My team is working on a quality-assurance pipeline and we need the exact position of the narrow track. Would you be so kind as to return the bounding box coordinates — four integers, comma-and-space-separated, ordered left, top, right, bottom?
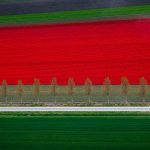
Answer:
1, 107, 150, 111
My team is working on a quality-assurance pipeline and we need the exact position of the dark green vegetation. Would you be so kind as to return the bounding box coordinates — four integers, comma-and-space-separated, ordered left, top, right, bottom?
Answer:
0, 112, 150, 150
0, 5, 150, 26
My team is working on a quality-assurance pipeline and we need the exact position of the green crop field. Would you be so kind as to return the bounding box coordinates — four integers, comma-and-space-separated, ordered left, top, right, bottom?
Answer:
0, 5, 150, 26
0, 112, 150, 150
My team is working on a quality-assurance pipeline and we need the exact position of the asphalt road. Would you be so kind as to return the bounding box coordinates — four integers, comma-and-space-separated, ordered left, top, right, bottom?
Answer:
0, 0, 150, 16
1, 107, 150, 111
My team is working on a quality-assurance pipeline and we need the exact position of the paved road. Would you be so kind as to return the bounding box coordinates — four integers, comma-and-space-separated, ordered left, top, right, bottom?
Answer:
1, 107, 150, 111
0, 0, 150, 16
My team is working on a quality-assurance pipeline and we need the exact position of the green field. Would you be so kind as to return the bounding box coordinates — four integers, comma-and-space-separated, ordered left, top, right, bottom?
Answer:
0, 112, 150, 150
0, 5, 150, 26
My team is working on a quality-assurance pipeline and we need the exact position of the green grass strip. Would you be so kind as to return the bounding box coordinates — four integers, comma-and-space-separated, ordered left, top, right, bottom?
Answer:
0, 5, 150, 26
1, 111, 150, 117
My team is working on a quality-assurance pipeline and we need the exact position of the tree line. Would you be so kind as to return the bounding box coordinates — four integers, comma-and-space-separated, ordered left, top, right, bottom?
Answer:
0, 77, 148, 103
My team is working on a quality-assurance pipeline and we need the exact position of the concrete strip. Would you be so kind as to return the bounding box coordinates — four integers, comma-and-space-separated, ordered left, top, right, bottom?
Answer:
1, 107, 150, 111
